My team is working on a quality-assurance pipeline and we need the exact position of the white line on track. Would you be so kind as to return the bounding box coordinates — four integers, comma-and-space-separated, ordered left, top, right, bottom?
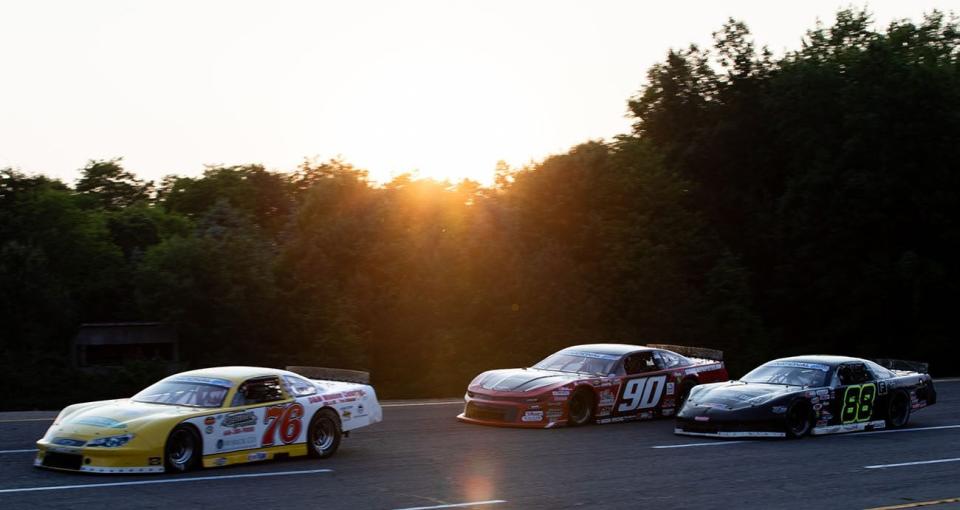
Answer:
852, 424, 960, 436
865, 458, 960, 469
392, 500, 507, 510
652, 441, 748, 449
0, 468, 333, 494
0, 449, 37, 454
382, 401, 463, 408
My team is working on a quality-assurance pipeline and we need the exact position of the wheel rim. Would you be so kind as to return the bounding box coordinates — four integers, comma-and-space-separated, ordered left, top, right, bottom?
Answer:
312, 417, 335, 453
891, 394, 909, 426
787, 405, 809, 435
569, 394, 589, 423
168, 429, 195, 466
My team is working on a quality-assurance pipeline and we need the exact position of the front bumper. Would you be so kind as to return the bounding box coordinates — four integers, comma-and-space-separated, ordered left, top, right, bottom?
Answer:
35, 441, 165, 474
674, 405, 787, 438
456, 393, 566, 429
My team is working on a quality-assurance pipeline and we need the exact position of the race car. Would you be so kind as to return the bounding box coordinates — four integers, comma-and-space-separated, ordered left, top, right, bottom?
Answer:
35, 366, 382, 474
458, 343, 728, 428
675, 355, 936, 438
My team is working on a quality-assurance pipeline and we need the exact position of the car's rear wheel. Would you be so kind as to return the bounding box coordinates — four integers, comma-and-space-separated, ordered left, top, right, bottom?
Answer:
886, 390, 911, 428
165, 425, 201, 473
784, 400, 812, 439
567, 389, 595, 427
307, 408, 342, 458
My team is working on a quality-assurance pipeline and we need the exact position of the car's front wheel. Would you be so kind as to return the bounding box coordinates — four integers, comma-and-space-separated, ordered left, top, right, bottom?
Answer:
307, 408, 342, 459
165, 425, 201, 473
567, 389, 595, 427
784, 400, 812, 439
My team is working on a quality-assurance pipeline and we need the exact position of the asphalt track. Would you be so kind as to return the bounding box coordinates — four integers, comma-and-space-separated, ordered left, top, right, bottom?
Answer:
1, 383, 959, 510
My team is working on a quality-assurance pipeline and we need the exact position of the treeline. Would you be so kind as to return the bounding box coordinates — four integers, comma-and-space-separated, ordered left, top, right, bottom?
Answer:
2, 10, 958, 409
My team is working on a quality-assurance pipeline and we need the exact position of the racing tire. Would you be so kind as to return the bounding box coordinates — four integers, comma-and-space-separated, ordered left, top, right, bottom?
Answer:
567, 388, 595, 427
784, 400, 813, 439
677, 379, 697, 409
307, 408, 342, 459
885, 390, 911, 429
165, 425, 201, 473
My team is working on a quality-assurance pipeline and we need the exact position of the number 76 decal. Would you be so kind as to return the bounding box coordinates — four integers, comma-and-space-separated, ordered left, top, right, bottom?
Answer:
617, 376, 667, 412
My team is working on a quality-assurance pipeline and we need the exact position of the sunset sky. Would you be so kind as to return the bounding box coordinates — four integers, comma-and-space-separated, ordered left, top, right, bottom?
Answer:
0, 0, 953, 185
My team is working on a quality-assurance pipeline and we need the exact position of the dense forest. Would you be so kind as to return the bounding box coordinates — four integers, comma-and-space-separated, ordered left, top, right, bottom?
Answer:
2, 10, 958, 409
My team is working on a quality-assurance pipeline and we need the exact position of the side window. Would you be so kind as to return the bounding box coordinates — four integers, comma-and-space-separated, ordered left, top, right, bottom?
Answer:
624, 352, 659, 375
231, 376, 285, 406
837, 363, 872, 386
283, 375, 317, 397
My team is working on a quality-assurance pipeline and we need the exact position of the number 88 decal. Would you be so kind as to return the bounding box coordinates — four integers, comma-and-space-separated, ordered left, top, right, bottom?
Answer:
262, 403, 305, 446
841, 383, 876, 424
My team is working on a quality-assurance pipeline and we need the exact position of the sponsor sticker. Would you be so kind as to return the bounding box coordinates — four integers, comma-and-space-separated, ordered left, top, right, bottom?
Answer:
247, 452, 267, 462
768, 361, 830, 372
666, 382, 675, 396
222, 411, 257, 428
772, 406, 787, 414
205, 425, 214, 435
521, 410, 544, 422
694, 416, 710, 422
213, 457, 228, 466
148, 457, 162, 466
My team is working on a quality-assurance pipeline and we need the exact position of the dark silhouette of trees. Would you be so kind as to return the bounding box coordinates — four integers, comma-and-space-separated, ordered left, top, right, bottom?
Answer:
1, 9, 958, 408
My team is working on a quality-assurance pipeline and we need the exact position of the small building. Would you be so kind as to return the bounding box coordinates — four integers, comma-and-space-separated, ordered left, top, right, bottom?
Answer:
72, 322, 179, 368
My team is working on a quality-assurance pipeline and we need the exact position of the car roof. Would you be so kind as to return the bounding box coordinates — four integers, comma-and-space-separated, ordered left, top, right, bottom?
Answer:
172, 366, 294, 384
768, 355, 866, 367
559, 343, 651, 357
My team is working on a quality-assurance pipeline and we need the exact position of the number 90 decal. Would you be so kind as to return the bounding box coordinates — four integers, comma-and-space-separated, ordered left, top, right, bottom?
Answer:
841, 383, 876, 424
617, 375, 667, 412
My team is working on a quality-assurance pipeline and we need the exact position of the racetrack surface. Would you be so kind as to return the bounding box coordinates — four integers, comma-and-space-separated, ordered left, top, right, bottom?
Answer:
2, 383, 959, 509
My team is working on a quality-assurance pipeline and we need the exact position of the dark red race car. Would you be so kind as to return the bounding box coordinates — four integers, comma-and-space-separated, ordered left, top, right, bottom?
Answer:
457, 343, 729, 428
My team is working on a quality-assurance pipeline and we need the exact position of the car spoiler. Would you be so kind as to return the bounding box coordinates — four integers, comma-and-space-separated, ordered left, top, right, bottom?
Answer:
647, 344, 723, 362
286, 366, 370, 384
871, 358, 929, 374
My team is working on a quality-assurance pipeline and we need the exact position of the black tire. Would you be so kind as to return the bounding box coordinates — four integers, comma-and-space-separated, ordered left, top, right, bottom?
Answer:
784, 400, 813, 439
165, 425, 201, 473
677, 379, 697, 409
886, 390, 911, 428
307, 408, 342, 459
567, 388, 595, 427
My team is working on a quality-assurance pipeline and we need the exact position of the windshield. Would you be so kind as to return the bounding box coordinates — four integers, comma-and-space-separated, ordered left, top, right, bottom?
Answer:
741, 361, 830, 387
532, 351, 618, 375
132, 377, 232, 408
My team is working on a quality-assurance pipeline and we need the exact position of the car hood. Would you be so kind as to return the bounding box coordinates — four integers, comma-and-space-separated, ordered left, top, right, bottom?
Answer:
688, 381, 803, 410
50, 399, 210, 439
471, 368, 583, 393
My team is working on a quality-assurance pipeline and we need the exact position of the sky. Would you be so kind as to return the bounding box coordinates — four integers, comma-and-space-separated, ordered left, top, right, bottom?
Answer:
0, 1, 955, 185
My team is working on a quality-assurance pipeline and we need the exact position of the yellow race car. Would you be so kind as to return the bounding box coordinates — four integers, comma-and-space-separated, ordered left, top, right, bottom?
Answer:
35, 366, 382, 474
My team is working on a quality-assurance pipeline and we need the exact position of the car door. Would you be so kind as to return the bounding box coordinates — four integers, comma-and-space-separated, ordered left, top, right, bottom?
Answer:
832, 362, 880, 427
207, 376, 302, 456
613, 351, 669, 419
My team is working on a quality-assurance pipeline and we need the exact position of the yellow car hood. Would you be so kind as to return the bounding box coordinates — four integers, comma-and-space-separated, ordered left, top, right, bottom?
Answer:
52, 399, 210, 439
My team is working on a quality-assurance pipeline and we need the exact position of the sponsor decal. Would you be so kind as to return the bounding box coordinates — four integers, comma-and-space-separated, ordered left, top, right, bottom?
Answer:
213, 457, 228, 466
521, 410, 544, 422
817, 389, 830, 399
772, 406, 787, 414
552, 389, 571, 401
695, 416, 710, 422
666, 382, 675, 396
217, 435, 258, 451
205, 425, 214, 435
342, 409, 352, 420
639, 411, 653, 419
546, 410, 563, 419
224, 426, 255, 436
148, 457, 162, 466
662, 408, 675, 417
661, 398, 676, 408
204, 416, 216, 426
247, 452, 268, 461
222, 411, 257, 429
597, 406, 612, 417
768, 361, 830, 372
357, 404, 366, 416
810, 397, 820, 405
564, 350, 620, 361
598, 389, 616, 406
813, 403, 823, 411
697, 402, 730, 410
170, 376, 233, 388
878, 381, 888, 395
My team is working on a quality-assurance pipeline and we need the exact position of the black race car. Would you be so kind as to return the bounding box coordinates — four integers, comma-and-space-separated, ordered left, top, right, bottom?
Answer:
675, 355, 936, 438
